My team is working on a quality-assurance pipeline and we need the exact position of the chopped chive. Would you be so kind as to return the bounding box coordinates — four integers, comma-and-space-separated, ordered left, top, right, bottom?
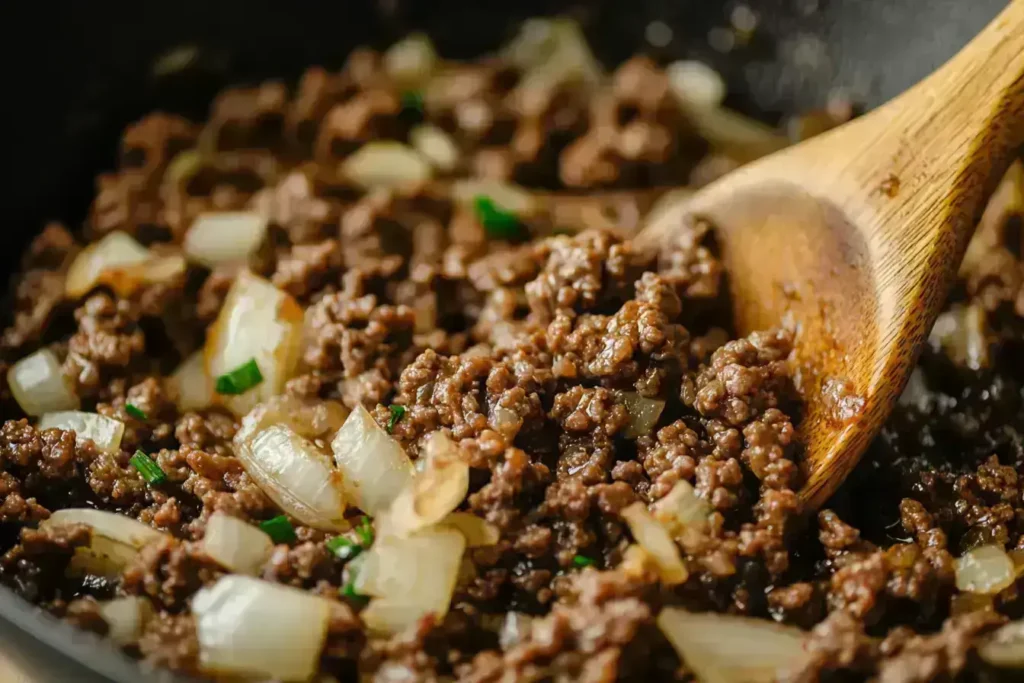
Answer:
259, 515, 297, 544
473, 195, 526, 241
340, 579, 368, 603
355, 517, 374, 547
214, 358, 263, 395
572, 554, 595, 567
387, 405, 406, 433
130, 451, 166, 485
125, 403, 148, 420
326, 536, 363, 561
400, 90, 424, 112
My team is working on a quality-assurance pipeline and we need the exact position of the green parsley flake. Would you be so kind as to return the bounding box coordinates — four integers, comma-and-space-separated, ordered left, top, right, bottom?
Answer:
473, 195, 526, 241
215, 358, 263, 395
572, 554, 595, 567
355, 517, 374, 547
401, 90, 424, 112
387, 404, 406, 433
259, 515, 297, 544
130, 451, 166, 485
326, 536, 363, 562
125, 403, 148, 420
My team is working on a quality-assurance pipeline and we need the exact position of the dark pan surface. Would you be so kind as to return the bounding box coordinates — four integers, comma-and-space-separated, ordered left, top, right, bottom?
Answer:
0, 1, 1007, 680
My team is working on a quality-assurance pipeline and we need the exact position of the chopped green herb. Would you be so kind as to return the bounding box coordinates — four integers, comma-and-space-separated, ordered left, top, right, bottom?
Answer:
326, 535, 363, 562
125, 403, 148, 420
400, 90, 424, 112
387, 404, 406, 433
340, 579, 368, 603
572, 554, 595, 567
355, 517, 374, 547
259, 515, 297, 544
473, 195, 526, 241
214, 358, 263, 395
130, 451, 166, 485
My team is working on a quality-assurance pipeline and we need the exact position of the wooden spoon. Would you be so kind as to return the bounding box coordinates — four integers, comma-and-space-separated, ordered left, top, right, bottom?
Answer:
640, 1, 1024, 510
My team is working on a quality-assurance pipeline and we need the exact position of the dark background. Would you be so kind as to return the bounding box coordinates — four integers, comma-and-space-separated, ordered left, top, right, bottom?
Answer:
0, 1, 1009, 681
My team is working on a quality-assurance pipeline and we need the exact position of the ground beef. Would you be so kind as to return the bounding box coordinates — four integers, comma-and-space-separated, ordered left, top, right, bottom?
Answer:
1, 27, 1023, 683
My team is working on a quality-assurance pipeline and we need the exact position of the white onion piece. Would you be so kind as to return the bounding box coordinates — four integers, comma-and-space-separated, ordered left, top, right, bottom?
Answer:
450, 179, 537, 216
929, 303, 990, 370
331, 405, 414, 516
955, 544, 1016, 595
621, 503, 688, 585
620, 392, 666, 438
504, 19, 602, 97
979, 619, 1024, 669
652, 480, 711, 533
201, 511, 274, 575
443, 512, 500, 547
7, 348, 79, 416
184, 212, 269, 268
37, 411, 125, 454
193, 575, 331, 681
234, 425, 349, 531
682, 107, 788, 163
170, 351, 214, 412
499, 612, 534, 650
43, 508, 167, 576
666, 60, 727, 111
355, 527, 465, 634
386, 431, 469, 536
657, 608, 808, 683
384, 33, 438, 89
205, 271, 304, 416
236, 395, 349, 445
410, 125, 459, 173
65, 231, 149, 298
341, 142, 433, 189
100, 597, 153, 646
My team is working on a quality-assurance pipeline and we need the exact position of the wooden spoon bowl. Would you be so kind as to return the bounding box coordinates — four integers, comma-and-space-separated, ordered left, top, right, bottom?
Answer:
641, 1, 1024, 509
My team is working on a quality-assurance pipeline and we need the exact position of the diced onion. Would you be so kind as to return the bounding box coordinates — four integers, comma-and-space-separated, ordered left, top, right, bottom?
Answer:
236, 395, 349, 445
37, 411, 125, 454
170, 351, 214, 412
100, 597, 153, 646
666, 61, 727, 111
355, 527, 466, 634
184, 212, 269, 268
503, 18, 603, 101
331, 405, 415, 516
955, 544, 1016, 595
979, 619, 1024, 669
65, 231, 186, 299
929, 303, 990, 370
193, 575, 331, 681
341, 142, 434, 189
7, 348, 79, 416
652, 480, 712, 533
385, 431, 469, 536
442, 512, 500, 548
657, 608, 808, 683
384, 33, 438, 89
410, 125, 459, 173
499, 612, 534, 650
65, 231, 149, 298
680, 107, 788, 164
621, 502, 688, 585
450, 179, 537, 216
205, 271, 304, 416
234, 424, 349, 531
201, 511, 275, 574
43, 508, 167, 576
619, 392, 666, 438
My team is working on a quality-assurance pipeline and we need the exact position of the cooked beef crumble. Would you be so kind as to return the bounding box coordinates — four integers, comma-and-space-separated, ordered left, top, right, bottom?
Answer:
2, 25, 1024, 683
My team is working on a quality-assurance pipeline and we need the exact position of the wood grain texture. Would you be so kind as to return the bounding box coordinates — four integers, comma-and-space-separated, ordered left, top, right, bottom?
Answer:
641, 0, 1024, 510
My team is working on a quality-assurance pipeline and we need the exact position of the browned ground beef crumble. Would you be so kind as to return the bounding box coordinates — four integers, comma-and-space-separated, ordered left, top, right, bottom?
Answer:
1, 42, 1023, 683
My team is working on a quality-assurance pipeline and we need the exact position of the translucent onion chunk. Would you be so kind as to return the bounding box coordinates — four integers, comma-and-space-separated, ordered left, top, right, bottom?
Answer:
100, 597, 153, 646
652, 480, 712, 533
170, 351, 214, 412
410, 125, 459, 173
7, 348, 79, 416
621, 502, 688, 585
201, 511, 275, 574
65, 231, 185, 299
331, 404, 414, 516
193, 575, 332, 681
619, 392, 666, 438
979, 619, 1024, 669
955, 544, 1016, 595
43, 508, 167, 576
341, 141, 433, 189
384, 33, 438, 89
442, 512, 500, 548
385, 431, 469, 536
184, 212, 269, 268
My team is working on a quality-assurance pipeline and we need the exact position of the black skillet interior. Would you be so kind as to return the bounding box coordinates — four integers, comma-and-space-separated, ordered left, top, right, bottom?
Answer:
0, 1, 1008, 681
